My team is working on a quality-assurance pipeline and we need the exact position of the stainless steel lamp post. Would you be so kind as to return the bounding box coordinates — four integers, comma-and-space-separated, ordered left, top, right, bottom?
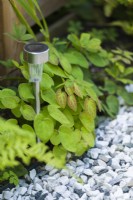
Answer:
23, 42, 49, 115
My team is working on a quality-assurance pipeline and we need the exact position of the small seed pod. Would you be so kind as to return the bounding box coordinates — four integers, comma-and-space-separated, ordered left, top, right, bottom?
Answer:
64, 86, 74, 96
56, 89, 67, 109
84, 97, 96, 118
73, 83, 83, 98
67, 94, 77, 112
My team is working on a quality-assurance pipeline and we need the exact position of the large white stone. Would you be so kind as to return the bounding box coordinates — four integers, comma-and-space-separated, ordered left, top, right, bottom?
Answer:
58, 176, 69, 185
3, 191, 13, 200
83, 169, 93, 176
88, 148, 100, 159
19, 186, 27, 195
93, 166, 106, 173
114, 188, 123, 198
122, 135, 131, 145
97, 159, 107, 167
96, 141, 109, 148
99, 155, 110, 163
34, 183, 43, 191
55, 185, 67, 194
124, 166, 133, 178
30, 169, 36, 180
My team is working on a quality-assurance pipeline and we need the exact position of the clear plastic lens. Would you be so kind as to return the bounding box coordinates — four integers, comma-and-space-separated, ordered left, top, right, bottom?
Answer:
29, 63, 43, 82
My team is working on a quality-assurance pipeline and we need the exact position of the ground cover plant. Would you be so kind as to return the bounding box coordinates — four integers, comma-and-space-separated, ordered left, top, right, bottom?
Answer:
0, 0, 133, 186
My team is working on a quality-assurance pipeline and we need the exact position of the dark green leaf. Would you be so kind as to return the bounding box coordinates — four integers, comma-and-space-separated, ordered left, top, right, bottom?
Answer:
106, 95, 119, 115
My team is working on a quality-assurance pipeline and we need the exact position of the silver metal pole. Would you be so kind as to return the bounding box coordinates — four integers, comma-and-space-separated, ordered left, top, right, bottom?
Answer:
35, 81, 40, 115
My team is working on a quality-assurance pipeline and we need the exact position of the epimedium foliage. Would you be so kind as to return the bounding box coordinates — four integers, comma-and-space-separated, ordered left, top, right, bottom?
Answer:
1, 33, 100, 157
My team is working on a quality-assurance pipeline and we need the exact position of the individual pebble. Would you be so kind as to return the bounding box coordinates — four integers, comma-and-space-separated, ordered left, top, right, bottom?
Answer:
93, 166, 106, 173
18, 186, 27, 195
124, 166, 133, 178
58, 176, 69, 185
55, 185, 67, 194
34, 183, 43, 191
113, 187, 123, 198
30, 169, 36, 180
95, 141, 109, 148
83, 169, 93, 176
99, 155, 110, 163
87, 148, 100, 159
2, 191, 13, 200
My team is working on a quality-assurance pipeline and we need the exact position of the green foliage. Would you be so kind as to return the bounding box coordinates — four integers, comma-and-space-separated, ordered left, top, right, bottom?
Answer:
0, 118, 56, 170
0, 170, 19, 186
5, 24, 33, 43
67, 20, 83, 35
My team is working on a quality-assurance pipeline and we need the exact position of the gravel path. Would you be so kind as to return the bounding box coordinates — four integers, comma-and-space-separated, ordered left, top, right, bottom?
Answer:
1, 97, 133, 200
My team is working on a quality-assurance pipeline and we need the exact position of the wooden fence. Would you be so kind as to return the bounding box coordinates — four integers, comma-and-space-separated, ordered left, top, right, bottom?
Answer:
0, 0, 69, 64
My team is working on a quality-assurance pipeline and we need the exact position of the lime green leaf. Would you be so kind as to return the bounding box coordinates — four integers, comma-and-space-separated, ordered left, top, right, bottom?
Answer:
11, 106, 21, 118
50, 130, 60, 145
80, 33, 101, 52
22, 124, 35, 144
43, 63, 54, 77
59, 53, 72, 74
44, 63, 67, 78
34, 114, 54, 143
1, 96, 20, 109
52, 145, 67, 167
20, 34, 33, 41
124, 67, 133, 76
63, 108, 74, 127
48, 105, 70, 125
18, 83, 34, 102
106, 95, 119, 115
75, 140, 88, 156
116, 62, 125, 73
22, 124, 35, 135
80, 33, 91, 47
0, 89, 16, 97
71, 66, 84, 80
88, 52, 109, 67
79, 112, 95, 132
49, 47, 59, 65
85, 87, 98, 102
41, 89, 57, 105
116, 78, 133, 84
20, 104, 36, 121
59, 126, 80, 152
64, 50, 88, 68
81, 127, 95, 147
87, 38, 101, 52
67, 34, 80, 49
6, 119, 18, 125
21, 64, 29, 80
40, 73, 54, 90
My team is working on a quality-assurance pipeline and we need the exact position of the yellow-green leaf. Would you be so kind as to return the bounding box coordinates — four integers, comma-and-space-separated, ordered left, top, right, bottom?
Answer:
48, 105, 70, 125
34, 113, 54, 143
79, 112, 95, 132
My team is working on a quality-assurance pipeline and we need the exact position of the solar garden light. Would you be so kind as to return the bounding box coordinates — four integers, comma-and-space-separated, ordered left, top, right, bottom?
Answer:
23, 42, 49, 115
